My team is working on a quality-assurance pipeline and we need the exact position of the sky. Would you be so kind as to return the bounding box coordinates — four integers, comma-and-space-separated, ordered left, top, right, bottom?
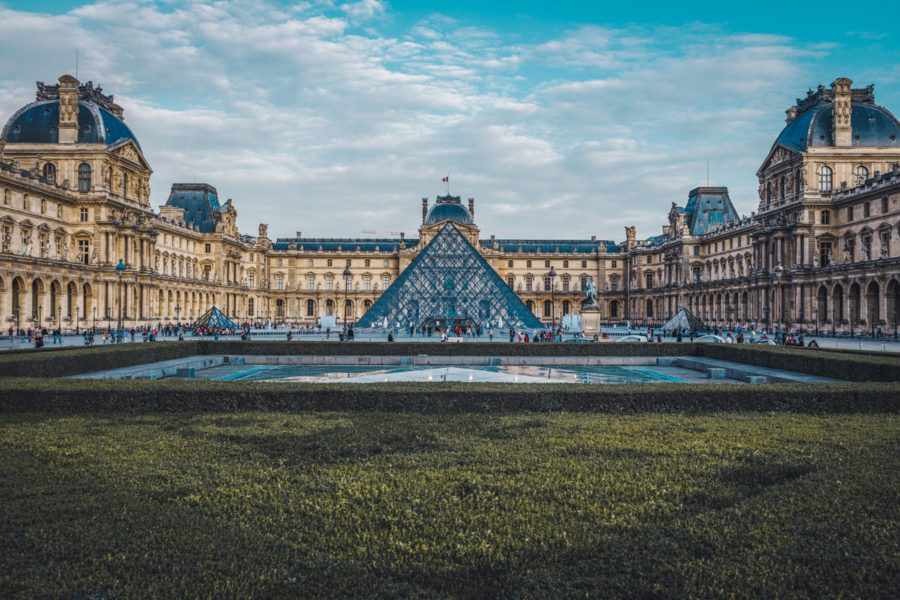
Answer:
1, 0, 898, 242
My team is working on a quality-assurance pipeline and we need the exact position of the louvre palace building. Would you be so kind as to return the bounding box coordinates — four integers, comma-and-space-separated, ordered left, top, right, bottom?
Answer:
1, 74, 899, 334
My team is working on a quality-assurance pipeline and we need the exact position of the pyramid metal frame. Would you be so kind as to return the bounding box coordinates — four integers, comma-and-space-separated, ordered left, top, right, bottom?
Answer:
357, 223, 544, 330
192, 306, 238, 331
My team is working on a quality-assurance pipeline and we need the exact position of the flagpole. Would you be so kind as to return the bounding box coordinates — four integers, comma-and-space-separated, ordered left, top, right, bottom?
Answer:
446, 175, 449, 196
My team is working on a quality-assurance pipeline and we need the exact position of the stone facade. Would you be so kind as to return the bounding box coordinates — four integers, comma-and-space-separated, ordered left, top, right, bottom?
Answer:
0, 75, 898, 334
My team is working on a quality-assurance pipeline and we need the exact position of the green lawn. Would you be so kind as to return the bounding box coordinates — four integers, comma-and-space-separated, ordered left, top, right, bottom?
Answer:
1, 412, 897, 599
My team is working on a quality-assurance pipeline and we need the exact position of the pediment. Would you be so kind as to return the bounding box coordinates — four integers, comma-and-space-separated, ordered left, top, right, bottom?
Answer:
757, 144, 799, 174
108, 139, 151, 170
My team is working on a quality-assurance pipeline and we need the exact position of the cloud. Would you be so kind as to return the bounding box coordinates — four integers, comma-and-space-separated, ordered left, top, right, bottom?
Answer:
0, 2, 892, 242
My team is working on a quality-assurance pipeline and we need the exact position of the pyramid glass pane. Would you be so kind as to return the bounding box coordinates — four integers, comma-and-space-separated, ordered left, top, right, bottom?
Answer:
193, 306, 237, 330
661, 308, 705, 332
357, 224, 544, 330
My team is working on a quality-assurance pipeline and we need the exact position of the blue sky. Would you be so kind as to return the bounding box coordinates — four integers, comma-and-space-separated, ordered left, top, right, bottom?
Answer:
1, 0, 898, 241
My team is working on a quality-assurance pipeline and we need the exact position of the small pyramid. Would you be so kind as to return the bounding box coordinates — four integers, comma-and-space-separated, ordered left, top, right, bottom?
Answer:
357, 223, 543, 330
661, 307, 705, 332
193, 306, 237, 330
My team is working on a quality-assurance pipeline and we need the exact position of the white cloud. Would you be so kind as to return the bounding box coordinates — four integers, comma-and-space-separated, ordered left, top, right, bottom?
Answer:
0, 2, 894, 241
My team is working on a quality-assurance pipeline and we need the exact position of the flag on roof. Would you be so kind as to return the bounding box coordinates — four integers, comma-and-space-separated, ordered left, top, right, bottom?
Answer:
442, 176, 448, 182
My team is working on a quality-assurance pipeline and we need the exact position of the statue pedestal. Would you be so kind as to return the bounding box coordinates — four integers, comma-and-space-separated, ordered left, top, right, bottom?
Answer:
581, 305, 602, 336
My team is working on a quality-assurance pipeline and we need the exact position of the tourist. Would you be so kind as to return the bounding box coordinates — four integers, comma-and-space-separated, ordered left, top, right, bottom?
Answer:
387, 331, 394, 342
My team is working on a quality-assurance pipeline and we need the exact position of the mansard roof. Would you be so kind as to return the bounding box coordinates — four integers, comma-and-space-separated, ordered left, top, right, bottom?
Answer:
681, 187, 739, 236
165, 183, 220, 233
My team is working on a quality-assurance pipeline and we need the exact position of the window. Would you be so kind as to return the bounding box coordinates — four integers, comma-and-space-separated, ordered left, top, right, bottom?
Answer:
346, 259, 351, 267
326, 276, 333, 290
40, 199, 46, 214
506, 276, 514, 288
38, 232, 47, 257
855, 165, 869, 186
248, 298, 254, 317
562, 277, 570, 291
646, 299, 653, 317
883, 197, 889, 213
344, 274, 351, 291
609, 300, 618, 318
864, 202, 870, 218
543, 277, 551, 291
364, 275, 371, 291
275, 275, 284, 290
580, 277, 588, 291
306, 299, 314, 316
610, 278, 618, 292
646, 256, 651, 264
581, 260, 587, 268
818, 165, 833, 193
543, 301, 551, 317
646, 274, 653, 288
847, 206, 854, 221
277, 258, 283, 266
562, 301, 570, 315
780, 176, 787, 199
327, 259, 333, 267
563, 260, 569, 268
23, 195, 29, 210
544, 260, 550, 268
56, 204, 62, 218
307, 258, 313, 266
43, 163, 55, 182
525, 277, 533, 291
383, 259, 389, 267
508, 260, 513, 267
693, 246, 700, 256
307, 275, 314, 290
821, 210, 830, 225
204, 243, 211, 253
382, 276, 389, 289
364, 258, 370, 267
526, 260, 532, 268
3, 189, 8, 205
77, 163, 91, 192
77, 239, 90, 264
248, 272, 255, 288
611, 260, 617, 268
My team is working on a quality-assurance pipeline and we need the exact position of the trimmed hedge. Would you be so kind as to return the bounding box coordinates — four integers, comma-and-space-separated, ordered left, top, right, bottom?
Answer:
695, 344, 900, 382
0, 378, 897, 414
0, 342, 201, 378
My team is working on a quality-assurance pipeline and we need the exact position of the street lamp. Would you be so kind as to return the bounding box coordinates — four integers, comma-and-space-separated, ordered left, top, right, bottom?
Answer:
813, 307, 818, 336
116, 259, 126, 337
773, 262, 784, 333
342, 266, 352, 333
548, 266, 557, 331
92, 305, 97, 334
762, 305, 770, 331
15, 304, 20, 336
175, 303, 181, 323
76, 306, 80, 335
57, 305, 61, 330
38, 305, 43, 330
726, 305, 734, 331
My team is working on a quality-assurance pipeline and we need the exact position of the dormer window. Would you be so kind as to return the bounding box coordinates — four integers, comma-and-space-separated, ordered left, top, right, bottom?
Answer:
854, 165, 868, 186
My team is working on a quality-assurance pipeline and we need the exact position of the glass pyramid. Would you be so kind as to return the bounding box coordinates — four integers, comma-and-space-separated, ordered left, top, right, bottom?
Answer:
357, 223, 544, 331
192, 306, 238, 331
661, 307, 705, 332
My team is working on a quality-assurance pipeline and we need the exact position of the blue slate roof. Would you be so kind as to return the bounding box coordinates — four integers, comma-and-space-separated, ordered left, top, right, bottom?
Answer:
482, 239, 619, 253
775, 91, 900, 151
2, 100, 141, 149
680, 187, 739, 236
272, 238, 415, 252
165, 184, 220, 233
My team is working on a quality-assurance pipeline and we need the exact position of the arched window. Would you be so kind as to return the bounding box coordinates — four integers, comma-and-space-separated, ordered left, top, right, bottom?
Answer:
854, 165, 869, 186
325, 299, 334, 316
818, 165, 833, 193
306, 299, 314, 316
77, 163, 91, 192
43, 163, 56, 182
609, 300, 619, 318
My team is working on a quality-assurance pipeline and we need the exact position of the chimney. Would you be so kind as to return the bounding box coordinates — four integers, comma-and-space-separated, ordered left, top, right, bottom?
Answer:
468, 197, 475, 218
400, 232, 405, 241
662, 225, 670, 236
785, 105, 798, 124
591, 235, 596, 241
57, 74, 80, 144
422, 197, 428, 223
831, 77, 853, 147
295, 231, 302, 238
110, 103, 125, 120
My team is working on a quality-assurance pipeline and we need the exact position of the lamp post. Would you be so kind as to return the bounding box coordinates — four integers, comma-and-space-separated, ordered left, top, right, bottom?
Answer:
831, 308, 836, 337
116, 259, 126, 338
726, 305, 734, 331
57, 305, 61, 331
773, 262, 784, 335
342, 266, 352, 333
92, 305, 97, 334
813, 307, 818, 337
548, 266, 557, 331
762, 305, 770, 332
76, 306, 80, 335
38, 305, 43, 331
175, 303, 181, 324
15, 304, 20, 336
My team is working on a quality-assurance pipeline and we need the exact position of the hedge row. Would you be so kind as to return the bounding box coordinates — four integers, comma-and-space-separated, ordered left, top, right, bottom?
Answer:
695, 344, 900, 382
0, 378, 897, 414
0, 342, 201, 378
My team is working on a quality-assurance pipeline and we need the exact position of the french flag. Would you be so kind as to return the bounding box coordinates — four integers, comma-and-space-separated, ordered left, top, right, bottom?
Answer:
442, 176, 449, 182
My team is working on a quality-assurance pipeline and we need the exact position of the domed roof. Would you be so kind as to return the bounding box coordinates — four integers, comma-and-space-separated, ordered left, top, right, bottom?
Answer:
775, 85, 900, 152
2, 101, 141, 149
1, 78, 141, 150
424, 196, 474, 225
